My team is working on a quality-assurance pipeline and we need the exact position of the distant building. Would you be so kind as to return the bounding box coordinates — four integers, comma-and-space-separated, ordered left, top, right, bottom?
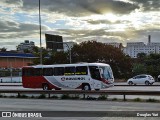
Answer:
17, 40, 35, 52
105, 42, 123, 48
45, 34, 63, 51
124, 35, 160, 58
0, 52, 37, 68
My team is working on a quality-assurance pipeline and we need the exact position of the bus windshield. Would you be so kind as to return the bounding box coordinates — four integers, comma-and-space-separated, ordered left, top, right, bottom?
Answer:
99, 66, 113, 80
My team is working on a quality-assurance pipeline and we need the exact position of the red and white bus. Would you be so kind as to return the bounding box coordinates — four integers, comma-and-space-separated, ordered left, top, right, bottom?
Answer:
22, 63, 114, 90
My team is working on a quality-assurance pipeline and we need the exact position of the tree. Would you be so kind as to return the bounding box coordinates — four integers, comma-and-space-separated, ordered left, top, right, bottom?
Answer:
71, 41, 132, 79
0, 47, 7, 52
145, 54, 160, 78
137, 53, 146, 59
132, 63, 146, 75
44, 51, 68, 64
23, 49, 30, 53
32, 47, 49, 65
132, 53, 160, 79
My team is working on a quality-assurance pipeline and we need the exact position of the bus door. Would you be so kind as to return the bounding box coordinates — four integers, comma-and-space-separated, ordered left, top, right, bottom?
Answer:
89, 66, 101, 89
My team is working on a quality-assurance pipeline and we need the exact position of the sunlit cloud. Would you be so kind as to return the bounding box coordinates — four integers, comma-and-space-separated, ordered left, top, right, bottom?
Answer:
0, 0, 159, 50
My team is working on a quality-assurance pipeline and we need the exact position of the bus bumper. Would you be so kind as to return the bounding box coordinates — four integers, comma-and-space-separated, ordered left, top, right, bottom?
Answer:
102, 83, 114, 88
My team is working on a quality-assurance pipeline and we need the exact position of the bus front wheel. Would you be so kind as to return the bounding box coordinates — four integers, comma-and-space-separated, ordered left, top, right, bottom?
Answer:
42, 84, 49, 90
82, 84, 91, 91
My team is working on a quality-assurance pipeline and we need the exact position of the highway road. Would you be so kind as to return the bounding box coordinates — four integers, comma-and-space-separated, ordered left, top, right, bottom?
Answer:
0, 82, 160, 90
1, 98, 159, 111
0, 83, 160, 120
0, 98, 160, 120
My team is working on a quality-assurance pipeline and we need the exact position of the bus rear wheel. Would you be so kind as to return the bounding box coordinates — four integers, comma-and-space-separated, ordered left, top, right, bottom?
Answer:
82, 84, 91, 91
42, 84, 49, 90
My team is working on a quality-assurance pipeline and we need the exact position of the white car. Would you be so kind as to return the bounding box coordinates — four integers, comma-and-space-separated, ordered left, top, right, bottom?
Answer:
127, 74, 155, 85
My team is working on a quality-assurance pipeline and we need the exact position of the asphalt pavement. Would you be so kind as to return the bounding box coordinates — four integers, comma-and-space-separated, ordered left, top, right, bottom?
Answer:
0, 98, 160, 120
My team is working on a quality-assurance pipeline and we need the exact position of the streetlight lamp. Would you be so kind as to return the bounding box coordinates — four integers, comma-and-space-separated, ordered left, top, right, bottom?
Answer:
47, 41, 72, 63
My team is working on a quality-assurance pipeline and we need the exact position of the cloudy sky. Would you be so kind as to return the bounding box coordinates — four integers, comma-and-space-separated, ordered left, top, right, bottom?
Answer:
0, 0, 160, 50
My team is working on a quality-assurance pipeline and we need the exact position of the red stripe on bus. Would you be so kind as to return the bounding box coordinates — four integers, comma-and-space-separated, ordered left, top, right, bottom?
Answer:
22, 76, 60, 89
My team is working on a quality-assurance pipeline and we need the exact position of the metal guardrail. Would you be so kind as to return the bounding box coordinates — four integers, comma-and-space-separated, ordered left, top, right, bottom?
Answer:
1, 89, 160, 101
1, 84, 160, 86
114, 85, 160, 86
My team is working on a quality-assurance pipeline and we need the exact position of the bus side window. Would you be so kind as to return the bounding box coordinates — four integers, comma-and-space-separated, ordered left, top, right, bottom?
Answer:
76, 66, 88, 75
34, 68, 43, 76
65, 67, 75, 75
22, 68, 33, 76
54, 67, 64, 76
89, 66, 101, 80
22, 68, 27, 76
43, 68, 53, 76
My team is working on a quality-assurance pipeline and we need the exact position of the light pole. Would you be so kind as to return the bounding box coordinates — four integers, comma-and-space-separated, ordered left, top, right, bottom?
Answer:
47, 41, 72, 63
39, 0, 42, 64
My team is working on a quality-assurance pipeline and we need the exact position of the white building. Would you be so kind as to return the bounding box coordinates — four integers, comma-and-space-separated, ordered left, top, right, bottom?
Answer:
124, 36, 160, 58
105, 36, 160, 58
17, 40, 35, 52
105, 42, 122, 48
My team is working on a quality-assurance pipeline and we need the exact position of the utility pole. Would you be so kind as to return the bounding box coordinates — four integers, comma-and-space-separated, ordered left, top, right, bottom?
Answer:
39, 0, 42, 64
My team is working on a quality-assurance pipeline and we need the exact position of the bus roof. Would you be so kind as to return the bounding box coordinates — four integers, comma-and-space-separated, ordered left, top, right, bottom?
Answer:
23, 63, 110, 68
